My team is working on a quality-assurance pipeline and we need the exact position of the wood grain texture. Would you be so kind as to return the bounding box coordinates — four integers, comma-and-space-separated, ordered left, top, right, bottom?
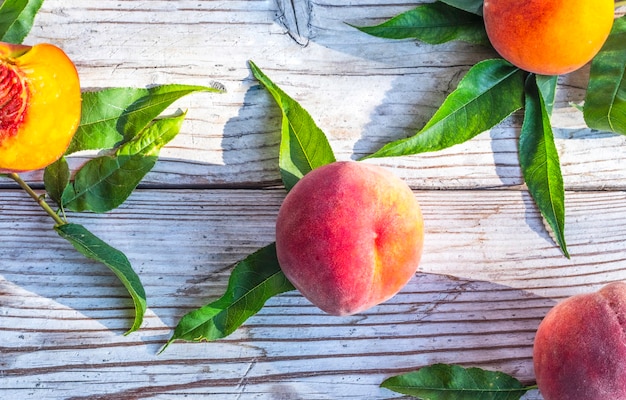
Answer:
2, 1, 626, 399
7, 0, 625, 190
2, 188, 626, 399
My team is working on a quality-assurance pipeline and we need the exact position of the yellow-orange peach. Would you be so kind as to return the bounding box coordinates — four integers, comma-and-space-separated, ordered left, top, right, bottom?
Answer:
533, 282, 626, 400
275, 161, 424, 316
0, 42, 81, 173
483, 0, 614, 75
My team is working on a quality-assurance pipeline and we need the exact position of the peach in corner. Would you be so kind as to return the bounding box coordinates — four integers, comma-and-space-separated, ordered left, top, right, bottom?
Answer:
533, 281, 626, 400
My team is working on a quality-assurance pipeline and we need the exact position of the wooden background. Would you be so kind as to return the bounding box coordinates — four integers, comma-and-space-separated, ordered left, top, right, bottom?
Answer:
2, 1, 626, 399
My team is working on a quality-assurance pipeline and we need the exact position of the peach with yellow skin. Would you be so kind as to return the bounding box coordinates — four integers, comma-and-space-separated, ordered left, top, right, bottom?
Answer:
0, 42, 81, 173
533, 282, 626, 400
483, 0, 614, 75
275, 161, 424, 316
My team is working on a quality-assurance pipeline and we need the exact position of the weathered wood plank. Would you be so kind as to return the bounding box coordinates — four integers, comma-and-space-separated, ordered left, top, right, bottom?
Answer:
2, 187, 626, 398
8, 0, 625, 190
3, 1, 626, 399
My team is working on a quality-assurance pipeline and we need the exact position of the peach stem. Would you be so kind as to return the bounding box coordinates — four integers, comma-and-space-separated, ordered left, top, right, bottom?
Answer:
8, 173, 66, 226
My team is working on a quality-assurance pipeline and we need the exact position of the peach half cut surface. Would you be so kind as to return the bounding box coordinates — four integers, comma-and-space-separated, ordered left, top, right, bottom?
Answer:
0, 42, 81, 173
275, 161, 424, 316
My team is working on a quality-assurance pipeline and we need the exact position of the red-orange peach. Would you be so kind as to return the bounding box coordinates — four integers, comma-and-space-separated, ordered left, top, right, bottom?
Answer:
483, 0, 614, 75
533, 282, 626, 400
275, 161, 424, 316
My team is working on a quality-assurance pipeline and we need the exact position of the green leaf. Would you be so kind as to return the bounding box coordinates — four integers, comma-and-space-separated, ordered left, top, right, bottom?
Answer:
439, 0, 484, 16
583, 16, 626, 135
520, 74, 568, 258
63, 112, 186, 213
67, 83, 224, 154
43, 157, 71, 207
249, 61, 336, 191
536, 75, 557, 116
381, 364, 535, 399
0, 0, 44, 44
162, 243, 295, 351
364, 59, 526, 159
353, 2, 488, 45
55, 223, 146, 335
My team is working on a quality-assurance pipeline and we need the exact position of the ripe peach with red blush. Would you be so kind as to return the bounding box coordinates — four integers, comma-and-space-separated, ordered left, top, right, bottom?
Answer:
533, 282, 626, 400
275, 161, 424, 316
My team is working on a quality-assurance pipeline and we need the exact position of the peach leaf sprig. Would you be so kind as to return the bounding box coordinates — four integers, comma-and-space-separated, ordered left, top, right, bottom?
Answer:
1, 0, 226, 336
7, 83, 224, 334
354, 0, 623, 258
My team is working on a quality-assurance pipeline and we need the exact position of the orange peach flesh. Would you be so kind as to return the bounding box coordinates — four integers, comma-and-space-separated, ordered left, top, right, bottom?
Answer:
0, 43, 81, 173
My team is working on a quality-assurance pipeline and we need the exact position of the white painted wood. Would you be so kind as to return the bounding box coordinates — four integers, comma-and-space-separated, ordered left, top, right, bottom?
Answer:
2, 188, 626, 399
8, 0, 625, 190
2, 1, 626, 399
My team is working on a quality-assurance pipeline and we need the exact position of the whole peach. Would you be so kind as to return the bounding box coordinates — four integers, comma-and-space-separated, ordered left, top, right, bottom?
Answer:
533, 282, 626, 400
483, 0, 614, 75
275, 161, 424, 316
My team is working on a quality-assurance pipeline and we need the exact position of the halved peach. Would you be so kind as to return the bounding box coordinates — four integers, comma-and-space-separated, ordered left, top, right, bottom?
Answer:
0, 42, 81, 173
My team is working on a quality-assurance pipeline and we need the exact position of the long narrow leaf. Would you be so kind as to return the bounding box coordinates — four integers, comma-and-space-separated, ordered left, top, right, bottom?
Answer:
68, 83, 224, 154
365, 59, 525, 159
381, 364, 535, 399
63, 112, 186, 213
249, 61, 336, 191
0, 0, 43, 43
55, 223, 146, 334
353, 2, 488, 45
583, 16, 626, 135
520, 74, 568, 257
536, 75, 557, 116
162, 243, 295, 351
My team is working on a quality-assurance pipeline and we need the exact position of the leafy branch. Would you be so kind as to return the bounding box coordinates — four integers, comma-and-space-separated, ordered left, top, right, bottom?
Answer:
1, 0, 225, 334
6, 84, 223, 334
354, 1, 626, 257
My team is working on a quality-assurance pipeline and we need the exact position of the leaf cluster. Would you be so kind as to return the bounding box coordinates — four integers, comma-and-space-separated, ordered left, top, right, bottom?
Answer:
356, 1, 626, 258
43, 84, 223, 333
2, 0, 225, 336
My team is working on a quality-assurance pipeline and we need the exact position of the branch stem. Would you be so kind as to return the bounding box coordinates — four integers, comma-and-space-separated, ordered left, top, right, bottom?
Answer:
8, 173, 66, 226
